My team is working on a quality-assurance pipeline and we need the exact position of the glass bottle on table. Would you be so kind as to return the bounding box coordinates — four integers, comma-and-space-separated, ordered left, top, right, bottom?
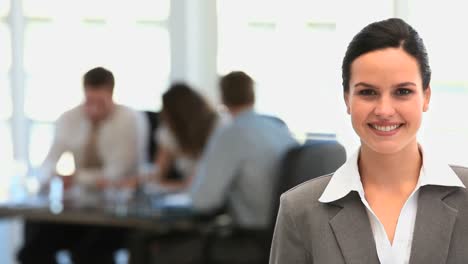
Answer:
49, 151, 75, 211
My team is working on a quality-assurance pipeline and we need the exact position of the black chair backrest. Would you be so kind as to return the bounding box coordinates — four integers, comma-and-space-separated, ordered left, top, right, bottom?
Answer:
143, 111, 160, 162
277, 140, 346, 194
143, 110, 183, 181
270, 140, 347, 230
260, 114, 288, 129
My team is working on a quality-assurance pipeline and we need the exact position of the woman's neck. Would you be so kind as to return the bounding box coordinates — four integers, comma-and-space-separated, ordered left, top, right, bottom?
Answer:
358, 141, 422, 190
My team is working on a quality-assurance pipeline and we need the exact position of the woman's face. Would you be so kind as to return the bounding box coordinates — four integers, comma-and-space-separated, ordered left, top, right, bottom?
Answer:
345, 48, 431, 155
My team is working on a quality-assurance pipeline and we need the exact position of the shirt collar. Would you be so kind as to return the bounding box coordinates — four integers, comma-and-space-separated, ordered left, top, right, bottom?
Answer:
418, 144, 465, 188
319, 144, 465, 203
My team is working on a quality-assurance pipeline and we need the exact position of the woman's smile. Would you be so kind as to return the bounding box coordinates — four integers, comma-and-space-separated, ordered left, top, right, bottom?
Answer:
368, 122, 404, 136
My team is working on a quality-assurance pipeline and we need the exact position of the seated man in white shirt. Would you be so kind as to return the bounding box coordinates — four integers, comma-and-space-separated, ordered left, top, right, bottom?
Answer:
17, 67, 147, 264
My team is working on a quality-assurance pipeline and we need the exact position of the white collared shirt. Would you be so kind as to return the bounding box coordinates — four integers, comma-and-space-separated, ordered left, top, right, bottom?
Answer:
40, 104, 148, 184
319, 145, 465, 264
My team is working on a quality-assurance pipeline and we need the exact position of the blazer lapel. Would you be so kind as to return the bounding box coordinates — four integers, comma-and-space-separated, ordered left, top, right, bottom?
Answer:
409, 185, 462, 264
329, 192, 380, 264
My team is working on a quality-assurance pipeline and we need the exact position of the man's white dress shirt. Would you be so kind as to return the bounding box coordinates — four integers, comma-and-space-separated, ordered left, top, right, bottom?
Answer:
40, 104, 148, 185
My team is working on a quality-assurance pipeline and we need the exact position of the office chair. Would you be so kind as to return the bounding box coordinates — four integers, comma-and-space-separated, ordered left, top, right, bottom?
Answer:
275, 140, 347, 196
143, 111, 160, 162
260, 114, 288, 129
204, 140, 347, 264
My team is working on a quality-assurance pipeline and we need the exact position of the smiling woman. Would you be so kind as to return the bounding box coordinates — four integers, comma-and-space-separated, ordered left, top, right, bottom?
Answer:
345, 47, 430, 155
270, 18, 468, 264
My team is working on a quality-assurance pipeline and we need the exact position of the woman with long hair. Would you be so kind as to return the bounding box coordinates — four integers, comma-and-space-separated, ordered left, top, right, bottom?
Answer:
154, 83, 225, 189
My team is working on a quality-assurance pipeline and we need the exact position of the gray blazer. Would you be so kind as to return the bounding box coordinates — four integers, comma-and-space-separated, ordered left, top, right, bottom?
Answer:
270, 166, 468, 264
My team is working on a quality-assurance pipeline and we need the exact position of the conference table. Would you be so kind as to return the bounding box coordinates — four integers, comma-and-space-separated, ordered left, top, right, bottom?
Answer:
0, 185, 207, 233
0, 184, 225, 263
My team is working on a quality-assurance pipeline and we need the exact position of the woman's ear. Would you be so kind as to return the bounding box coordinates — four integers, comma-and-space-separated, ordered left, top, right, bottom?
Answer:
423, 86, 431, 112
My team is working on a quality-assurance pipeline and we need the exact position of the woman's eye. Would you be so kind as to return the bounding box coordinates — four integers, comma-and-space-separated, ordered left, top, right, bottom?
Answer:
396, 88, 413, 96
358, 89, 377, 96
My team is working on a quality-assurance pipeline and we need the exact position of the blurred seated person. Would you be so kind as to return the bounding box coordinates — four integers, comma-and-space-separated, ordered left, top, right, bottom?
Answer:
129, 83, 228, 264
149, 83, 229, 191
17, 67, 148, 264
39, 67, 147, 190
134, 72, 298, 264
190, 71, 297, 230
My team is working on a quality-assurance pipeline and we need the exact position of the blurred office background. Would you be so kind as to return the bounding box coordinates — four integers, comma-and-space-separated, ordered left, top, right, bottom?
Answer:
1, 0, 468, 262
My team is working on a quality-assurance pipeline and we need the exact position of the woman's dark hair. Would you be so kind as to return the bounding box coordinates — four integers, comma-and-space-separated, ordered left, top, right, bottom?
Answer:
342, 18, 431, 92
162, 83, 218, 158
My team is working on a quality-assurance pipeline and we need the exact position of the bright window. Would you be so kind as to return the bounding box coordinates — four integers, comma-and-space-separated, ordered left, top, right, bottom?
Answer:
0, 21, 12, 168
23, 0, 169, 21
29, 123, 54, 167
24, 20, 83, 122
0, 1, 8, 17
24, 1, 170, 123
24, 20, 170, 122
0, 23, 12, 121
0, 77, 12, 121
217, 0, 393, 153
0, 122, 13, 165
0, 23, 11, 75
22, 0, 170, 165
409, 0, 468, 166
